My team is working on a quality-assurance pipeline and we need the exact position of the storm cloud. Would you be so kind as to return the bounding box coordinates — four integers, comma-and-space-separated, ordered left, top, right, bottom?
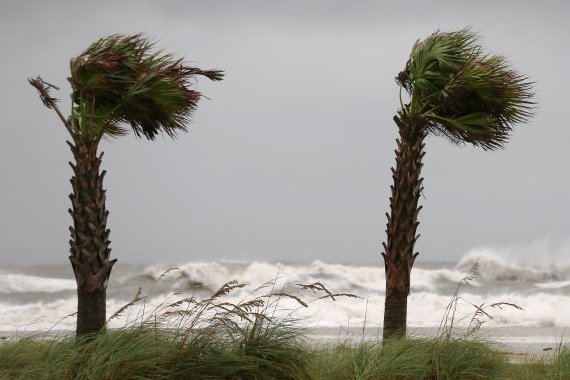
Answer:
0, 0, 568, 264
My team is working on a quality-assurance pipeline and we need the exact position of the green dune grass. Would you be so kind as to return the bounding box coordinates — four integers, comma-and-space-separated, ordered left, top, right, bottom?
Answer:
1, 328, 569, 379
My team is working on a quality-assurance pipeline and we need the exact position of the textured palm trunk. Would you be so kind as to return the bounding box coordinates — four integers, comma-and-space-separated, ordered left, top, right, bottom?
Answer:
382, 114, 426, 340
68, 139, 116, 336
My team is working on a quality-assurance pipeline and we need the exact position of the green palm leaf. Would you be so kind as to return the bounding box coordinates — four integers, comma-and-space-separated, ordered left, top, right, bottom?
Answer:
68, 34, 224, 140
397, 28, 534, 150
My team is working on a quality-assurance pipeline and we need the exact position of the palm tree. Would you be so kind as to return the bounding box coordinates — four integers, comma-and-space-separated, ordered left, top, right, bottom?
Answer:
382, 29, 534, 339
29, 34, 223, 336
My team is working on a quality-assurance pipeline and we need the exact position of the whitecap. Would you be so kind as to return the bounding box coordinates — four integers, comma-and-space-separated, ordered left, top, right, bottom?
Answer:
535, 280, 570, 289
0, 274, 76, 294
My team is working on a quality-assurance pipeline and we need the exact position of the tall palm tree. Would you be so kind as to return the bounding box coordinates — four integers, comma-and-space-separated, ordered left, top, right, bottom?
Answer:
29, 34, 223, 336
382, 29, 534, 339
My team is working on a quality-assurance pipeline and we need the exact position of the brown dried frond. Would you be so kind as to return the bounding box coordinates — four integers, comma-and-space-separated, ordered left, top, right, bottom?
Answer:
296, 282, 360, 301
28, 76, 60, 109
240, 299, 265, 312
296, 282, 333, 297
317, 293, 362, 301
167, 297, 197, 308
252, 279, 277, 292
268, 292, 308, 308
106, 287, 145, 323
462, 260, 480, 284
467, 318, 484, 337
472, 303, 494, 320
214, 301, 241, 311
186, 68, 225, 81
211, 280, 248, 299
490, 302, 524, 311
213, 303, 253, 322
158, 267, 179, 280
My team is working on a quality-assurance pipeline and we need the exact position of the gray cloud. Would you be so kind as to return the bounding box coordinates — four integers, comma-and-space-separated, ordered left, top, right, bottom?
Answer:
0, 0, 568, 265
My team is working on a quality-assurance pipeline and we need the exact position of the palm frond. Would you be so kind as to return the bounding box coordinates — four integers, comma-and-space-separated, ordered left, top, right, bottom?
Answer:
68, 34, 224, 140
397, 28, 535, 150
397, 29, 479, 96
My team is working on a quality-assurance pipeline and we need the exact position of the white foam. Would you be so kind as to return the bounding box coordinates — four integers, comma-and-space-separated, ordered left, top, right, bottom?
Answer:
2, 285, 570, 333
456, 236, 570, 282
535, 280, 570, 289
0, 274, 76, 293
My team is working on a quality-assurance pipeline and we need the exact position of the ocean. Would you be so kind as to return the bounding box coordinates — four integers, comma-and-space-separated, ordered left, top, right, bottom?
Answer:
1, 251, 569, 352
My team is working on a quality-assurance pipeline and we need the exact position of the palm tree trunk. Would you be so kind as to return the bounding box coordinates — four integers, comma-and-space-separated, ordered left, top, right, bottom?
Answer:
382, 114, 425, 340
67, 139, 116, 336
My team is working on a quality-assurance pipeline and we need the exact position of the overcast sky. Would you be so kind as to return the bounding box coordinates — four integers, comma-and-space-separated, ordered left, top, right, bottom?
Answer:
0, 0, 568, 265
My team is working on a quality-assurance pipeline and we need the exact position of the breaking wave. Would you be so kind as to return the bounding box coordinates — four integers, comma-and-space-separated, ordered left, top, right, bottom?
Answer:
1, 236, 569, 332
0, 274, 76, 294
456, 236, 570, 282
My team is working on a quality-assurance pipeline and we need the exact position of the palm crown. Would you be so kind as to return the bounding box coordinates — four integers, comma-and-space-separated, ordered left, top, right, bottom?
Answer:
396, 28, 534, 150
66, 34, 224, 140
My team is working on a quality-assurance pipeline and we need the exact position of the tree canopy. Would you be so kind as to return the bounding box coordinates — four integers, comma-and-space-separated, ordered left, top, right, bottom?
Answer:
396, 28, 534, 150
31, 34, 224, 142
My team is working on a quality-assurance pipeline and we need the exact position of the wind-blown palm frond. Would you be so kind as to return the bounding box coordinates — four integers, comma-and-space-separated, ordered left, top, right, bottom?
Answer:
396, 28, 534, 150
68, 34, 224, 140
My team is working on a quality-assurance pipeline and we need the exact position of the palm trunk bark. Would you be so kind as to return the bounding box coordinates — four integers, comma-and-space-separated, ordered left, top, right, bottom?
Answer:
382, 113, 425, 340
68, 139, 116, 336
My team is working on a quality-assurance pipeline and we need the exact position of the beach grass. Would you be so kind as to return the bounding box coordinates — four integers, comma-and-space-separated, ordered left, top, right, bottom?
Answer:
309, 337, 524, 380
0, 322, 312, 380
1, 329, 569, 379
